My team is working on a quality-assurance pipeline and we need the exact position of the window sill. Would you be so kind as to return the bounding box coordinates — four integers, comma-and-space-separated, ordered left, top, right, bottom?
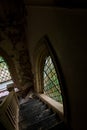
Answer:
37, 93, 64, 120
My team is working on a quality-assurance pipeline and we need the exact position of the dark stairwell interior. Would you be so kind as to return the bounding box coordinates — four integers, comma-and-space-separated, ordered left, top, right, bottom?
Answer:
19, 94, 67, 130
1, 1, 87, 130
0, 89, 67, 130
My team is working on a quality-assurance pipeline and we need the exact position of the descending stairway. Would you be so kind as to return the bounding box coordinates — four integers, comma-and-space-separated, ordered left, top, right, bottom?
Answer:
19, 96, 66, 130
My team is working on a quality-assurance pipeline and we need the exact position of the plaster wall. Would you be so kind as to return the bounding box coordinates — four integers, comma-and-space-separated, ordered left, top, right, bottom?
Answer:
26, 6, 87, 130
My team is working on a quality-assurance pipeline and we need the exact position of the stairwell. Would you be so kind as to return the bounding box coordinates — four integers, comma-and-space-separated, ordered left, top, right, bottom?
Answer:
19, 96, 67, 130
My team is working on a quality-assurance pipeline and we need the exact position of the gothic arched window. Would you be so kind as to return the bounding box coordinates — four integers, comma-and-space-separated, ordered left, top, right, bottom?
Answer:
0, 56, 11, 83
43, 56, 63, 103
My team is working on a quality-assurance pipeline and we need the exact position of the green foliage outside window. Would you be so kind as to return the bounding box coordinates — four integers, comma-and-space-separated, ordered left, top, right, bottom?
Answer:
0, 56, 4, 62
0, 56, 11, 83
43, 56, 63, 103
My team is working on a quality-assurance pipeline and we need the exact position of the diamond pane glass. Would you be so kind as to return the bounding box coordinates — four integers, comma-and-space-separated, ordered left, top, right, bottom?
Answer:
43, 56, 63, 103
0, 56, 11, 83
0, 56, 4, 62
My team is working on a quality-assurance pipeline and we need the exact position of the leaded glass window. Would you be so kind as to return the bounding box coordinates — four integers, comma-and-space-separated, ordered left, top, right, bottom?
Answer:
0, 56, 11, 83
43, 56, 63, 103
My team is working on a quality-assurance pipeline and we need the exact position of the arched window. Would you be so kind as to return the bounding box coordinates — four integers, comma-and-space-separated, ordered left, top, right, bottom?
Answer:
43, 56, 63, 103
0, 56, 11, 83
0, 56, 13, 92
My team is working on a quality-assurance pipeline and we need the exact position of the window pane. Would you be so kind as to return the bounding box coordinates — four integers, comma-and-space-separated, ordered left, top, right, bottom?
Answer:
43, 56, 63, 103
0, 56, 11, 83
0, 56, 4, 62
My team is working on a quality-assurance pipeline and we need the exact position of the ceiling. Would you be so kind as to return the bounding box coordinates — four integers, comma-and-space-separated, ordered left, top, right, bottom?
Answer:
0, 0, 87, 43
24, 0, 87, 8
0, 0, 26, 43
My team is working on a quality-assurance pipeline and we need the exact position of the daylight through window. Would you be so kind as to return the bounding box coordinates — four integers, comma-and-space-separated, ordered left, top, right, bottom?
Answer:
43, 56, 63, 103
0, 56, 11, 83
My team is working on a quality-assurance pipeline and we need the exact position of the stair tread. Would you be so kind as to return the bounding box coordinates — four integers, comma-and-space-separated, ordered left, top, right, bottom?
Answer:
26, 114, 60, 130
19, 97, 61, 130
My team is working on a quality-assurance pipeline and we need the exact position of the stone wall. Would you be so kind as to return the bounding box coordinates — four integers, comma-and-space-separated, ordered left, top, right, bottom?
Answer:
0, 0, 33, 90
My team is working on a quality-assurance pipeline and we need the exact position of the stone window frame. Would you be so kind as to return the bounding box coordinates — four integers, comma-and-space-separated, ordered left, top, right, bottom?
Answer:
33, 36, 64, 102
33, 36, 70, 126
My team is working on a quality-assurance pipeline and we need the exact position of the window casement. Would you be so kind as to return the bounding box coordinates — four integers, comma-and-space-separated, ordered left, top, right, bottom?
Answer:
0, 56, 11, 83
43, 56, 63, 104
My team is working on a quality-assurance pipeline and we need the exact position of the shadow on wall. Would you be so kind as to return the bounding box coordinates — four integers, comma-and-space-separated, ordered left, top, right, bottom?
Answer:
32, 35, 71, 129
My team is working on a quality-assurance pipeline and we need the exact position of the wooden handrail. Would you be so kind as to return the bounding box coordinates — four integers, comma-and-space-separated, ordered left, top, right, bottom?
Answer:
0, 91, 19, 130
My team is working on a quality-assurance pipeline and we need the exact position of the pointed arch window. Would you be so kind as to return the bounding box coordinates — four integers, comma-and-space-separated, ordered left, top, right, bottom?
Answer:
0, 56, 11, 83
43, 56, 63, 103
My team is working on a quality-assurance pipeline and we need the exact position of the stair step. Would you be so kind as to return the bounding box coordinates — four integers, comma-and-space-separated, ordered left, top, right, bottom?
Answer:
37, 108, 53, 120
25, 104, 47, 117
19, 102, 47, 122
19, 97, 62, 130
20, 99, 40, 109
26, 113, 60, 130
20, 103, 46, 120
48, 121, 68, 130
20, 108, 53, 125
